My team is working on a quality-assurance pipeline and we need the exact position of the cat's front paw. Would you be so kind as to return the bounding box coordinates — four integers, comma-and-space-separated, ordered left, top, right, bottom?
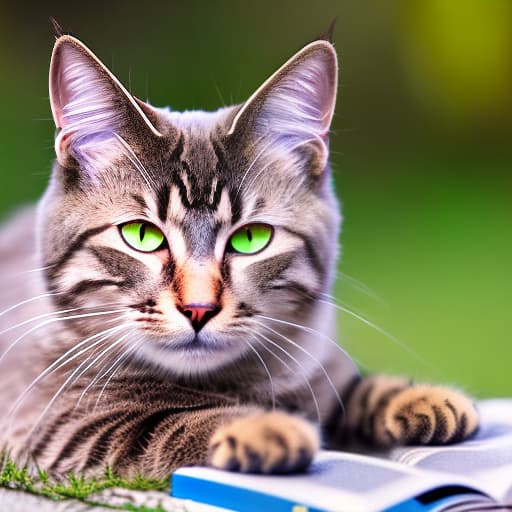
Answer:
376, 385, 479, 446
208, 411, 319, 474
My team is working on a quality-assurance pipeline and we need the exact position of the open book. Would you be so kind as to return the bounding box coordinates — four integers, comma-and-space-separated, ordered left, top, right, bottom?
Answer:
171, 399, 512, 512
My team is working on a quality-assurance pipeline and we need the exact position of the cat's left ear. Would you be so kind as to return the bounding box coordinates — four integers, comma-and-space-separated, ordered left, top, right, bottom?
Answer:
228, 40, 337, 175
49, 35, 162, 175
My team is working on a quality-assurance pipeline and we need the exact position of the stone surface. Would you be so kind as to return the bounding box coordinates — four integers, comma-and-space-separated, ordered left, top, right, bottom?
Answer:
0, 488, 111, 511
0, 487, 231, 511
91, 487, 230, 511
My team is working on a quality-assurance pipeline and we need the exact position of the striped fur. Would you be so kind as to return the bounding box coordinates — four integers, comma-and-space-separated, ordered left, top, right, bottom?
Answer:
0, 35, 478, 478
342, 376, 479, 448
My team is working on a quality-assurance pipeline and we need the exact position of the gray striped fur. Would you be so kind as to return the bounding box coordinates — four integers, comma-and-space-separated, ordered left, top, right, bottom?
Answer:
0, 35, 478, 478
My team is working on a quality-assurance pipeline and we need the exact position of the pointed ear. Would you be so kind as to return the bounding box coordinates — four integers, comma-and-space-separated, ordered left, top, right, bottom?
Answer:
50, 35, 162, 174
228, 41, 338, 175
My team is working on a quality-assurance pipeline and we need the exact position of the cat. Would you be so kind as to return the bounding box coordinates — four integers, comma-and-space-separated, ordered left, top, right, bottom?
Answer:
0, 32, 479, 479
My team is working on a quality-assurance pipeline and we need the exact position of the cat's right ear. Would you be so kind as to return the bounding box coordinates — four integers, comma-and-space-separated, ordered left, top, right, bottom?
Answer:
227, 40, 338, 176
49, 35, 162, 175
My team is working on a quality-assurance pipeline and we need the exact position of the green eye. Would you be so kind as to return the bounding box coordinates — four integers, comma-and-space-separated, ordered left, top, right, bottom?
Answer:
120, 222, 165, 252
229, 224, 273, 255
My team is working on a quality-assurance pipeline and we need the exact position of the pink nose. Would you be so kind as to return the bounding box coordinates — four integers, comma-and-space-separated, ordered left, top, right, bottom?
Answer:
178, 303, 220, 332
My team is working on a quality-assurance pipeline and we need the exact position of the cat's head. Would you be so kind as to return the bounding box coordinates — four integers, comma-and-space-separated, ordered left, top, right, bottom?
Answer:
39, 35, 340, 376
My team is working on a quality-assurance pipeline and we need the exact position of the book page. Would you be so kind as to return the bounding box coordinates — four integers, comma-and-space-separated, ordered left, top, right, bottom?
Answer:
390, 399, 512, 501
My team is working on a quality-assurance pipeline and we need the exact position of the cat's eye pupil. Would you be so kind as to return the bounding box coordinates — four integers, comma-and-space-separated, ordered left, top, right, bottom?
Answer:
247, 229, 253, 242
139, 223, 146, 242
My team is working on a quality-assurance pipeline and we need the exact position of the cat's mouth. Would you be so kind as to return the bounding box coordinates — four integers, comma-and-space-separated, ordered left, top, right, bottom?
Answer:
134, 329, 249, 374
160, 332, 229, 353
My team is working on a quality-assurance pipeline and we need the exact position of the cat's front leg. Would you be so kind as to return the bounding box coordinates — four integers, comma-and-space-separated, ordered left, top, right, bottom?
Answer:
138, 407, 319, 476
208, 411, 319, 473
32, 402, 318, 478
343, 376, 479, 447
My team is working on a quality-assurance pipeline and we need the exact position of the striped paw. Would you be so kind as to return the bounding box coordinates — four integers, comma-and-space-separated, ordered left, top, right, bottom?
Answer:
208, 411, 319, 474
375, 385, 479, 446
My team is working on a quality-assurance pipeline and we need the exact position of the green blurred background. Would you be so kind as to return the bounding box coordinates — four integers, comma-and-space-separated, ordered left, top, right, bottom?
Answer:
0, 1, 510, 396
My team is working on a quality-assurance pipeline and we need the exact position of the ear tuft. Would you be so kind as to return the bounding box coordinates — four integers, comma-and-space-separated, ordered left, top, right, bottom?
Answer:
316, 19, 337, 43
228, 41, 338, 175
50, 17, 64, 38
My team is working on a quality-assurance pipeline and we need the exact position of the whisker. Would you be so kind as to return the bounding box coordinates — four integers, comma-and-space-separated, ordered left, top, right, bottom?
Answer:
0, 292, 62, 319
6, 323, 129, 427
92, 339, 142, 412
66, 341, 112, 407
112, 132, 155, 189
67, 331, 132, 412
0, 264, 56, 281
0, 307, 78, 337
234, 138, 273, 201
77, 335, 139, 410
76, 347, 124, 410
252, 320, 344, 415
242, 336, 276, 410
242, 139, 314, 203
242, 162, 273, 197
0, 308, 129, 366
213, 82, 227, 107
334, 271, 384, 304
0, 302, 125, 337
316, 298, 433, 369
255, 314, 363, 371
247, 329, 321, 423
19, 264, 56, 275
28, 331, 132, 437
23, 265, 56, 274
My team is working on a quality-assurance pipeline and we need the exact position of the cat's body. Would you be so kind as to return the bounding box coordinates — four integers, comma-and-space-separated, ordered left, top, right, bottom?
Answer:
0, 34, 478, 479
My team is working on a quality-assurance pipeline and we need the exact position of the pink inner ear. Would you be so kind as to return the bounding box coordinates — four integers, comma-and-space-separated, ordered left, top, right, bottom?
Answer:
51, 76, 64, 129
52, 65, 73, 130
49, 36, 161, 174
258, 50, 336, 149
56, 132, 70, 155
50, 42, 126, 172
229, 42, 337, 164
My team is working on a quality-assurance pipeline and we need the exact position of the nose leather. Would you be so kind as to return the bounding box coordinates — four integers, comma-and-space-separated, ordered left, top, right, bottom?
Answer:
179, 303, 220, 332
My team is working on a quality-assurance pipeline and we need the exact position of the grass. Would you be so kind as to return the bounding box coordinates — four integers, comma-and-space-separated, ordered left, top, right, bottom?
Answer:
0, 452, 170, 511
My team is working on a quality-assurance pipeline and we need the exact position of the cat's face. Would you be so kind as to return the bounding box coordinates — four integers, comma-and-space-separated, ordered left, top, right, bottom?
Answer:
39, 35, 340, 376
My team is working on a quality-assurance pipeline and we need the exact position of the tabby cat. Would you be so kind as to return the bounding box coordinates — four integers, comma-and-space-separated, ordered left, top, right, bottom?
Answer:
0, 33, 478, 479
